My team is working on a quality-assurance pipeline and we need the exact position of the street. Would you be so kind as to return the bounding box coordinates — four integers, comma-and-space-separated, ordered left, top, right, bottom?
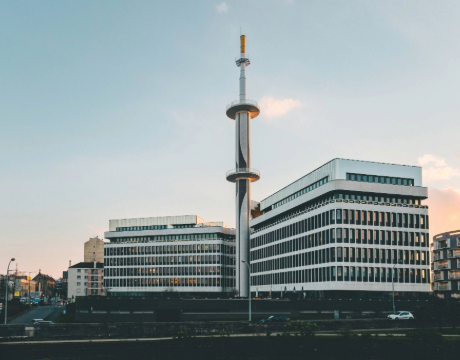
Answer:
10, 305, 63, 325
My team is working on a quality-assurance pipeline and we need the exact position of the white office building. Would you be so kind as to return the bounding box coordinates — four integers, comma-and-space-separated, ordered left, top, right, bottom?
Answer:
103, 215, 236, 297
249, 159, 430, 299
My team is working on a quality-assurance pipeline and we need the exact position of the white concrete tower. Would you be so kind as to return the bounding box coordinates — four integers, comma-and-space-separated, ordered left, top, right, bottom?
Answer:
226, 35, 260, 298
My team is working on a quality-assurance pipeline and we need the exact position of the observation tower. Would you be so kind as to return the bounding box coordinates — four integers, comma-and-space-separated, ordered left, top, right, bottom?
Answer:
226, 35, 260, 298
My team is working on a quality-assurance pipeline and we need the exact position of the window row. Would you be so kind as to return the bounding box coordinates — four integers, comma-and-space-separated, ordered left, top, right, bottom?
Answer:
116, 225, 167, 231
251, 247, 429, 273
251, 230, 429, 261
105, 254, 236, 266
346, 173, 414, 186
256, 192, 423, 233
104, 277, 233, 288
252, 210, 428, 249
273, 177, 329, 209
252, 266, 429, 286
105, 244, 236, 256
104, 266, 235, 277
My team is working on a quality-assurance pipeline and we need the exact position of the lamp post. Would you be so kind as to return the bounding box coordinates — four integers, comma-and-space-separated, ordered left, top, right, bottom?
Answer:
392, 259, 403, 315
242, 260, 251, 322
27, 271, 37, 304
4, 258, 16, 325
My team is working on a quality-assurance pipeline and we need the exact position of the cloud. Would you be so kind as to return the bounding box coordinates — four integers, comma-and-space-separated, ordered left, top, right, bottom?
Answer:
424, 187, 460, 239
88, 225, 107, 238
259, 96, 302, 119
216, 2, 228, 13
418, 154, 460, 183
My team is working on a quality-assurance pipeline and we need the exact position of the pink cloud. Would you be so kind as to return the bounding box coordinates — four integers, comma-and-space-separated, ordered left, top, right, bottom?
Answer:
418, 154, 460, 183
87, 225, 107, 239
259, 96, 302, 119
425, 187, 460, 240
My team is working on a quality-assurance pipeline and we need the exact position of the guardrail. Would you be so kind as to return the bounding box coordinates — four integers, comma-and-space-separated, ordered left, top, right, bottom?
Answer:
226, 168, 260, 178
226, 99, 258, 112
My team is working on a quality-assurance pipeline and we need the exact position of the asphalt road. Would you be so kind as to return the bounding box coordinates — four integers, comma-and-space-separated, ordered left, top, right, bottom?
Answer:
10, 305, 63, 325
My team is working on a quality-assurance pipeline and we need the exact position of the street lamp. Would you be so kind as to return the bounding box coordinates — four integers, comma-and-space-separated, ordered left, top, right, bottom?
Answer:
4, 258, 16, 325
27, 271, 37, 304
242, 260, 251, 322
392, 259, 403, 315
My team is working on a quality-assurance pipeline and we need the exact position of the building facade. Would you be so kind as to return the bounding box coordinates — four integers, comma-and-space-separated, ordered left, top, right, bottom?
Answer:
67, 262, 104, 300
32, 273, 56, 299
84, 236, 105, 263
249, 159, 430, 299
431, 230, 460, 299
103, 215, 236, 297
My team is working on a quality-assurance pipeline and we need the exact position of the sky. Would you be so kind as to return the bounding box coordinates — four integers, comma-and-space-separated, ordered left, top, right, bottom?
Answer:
1, 1, 460, 278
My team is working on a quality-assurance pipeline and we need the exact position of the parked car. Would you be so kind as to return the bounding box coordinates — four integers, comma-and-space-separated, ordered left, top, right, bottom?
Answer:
30, 319, 44, 324
387, 311, 414, 320
259, 315, 290, 324
37, 320, 53, 324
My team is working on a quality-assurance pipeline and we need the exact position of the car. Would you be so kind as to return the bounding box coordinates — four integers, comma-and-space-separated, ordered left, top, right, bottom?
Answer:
37, 320, 53, 324
259, 315, 290, 324
387, 311, 414, 320
30, 319, 44, 324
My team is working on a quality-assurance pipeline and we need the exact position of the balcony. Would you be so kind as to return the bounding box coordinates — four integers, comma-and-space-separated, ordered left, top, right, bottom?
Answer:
437, 260, 451, 270
433, 272, 445, 281
433, 252, 443, 261
449, 250, 460, 259
438, 241, 448, 250
448, 271, 460, 280
438, 282, 452, 291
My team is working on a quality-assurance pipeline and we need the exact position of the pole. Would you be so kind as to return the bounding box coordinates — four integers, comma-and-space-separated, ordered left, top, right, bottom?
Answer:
4, 258, 15, 325
242, 261, 251, 322
393, 260, 402, 315
392, 263, 396, 315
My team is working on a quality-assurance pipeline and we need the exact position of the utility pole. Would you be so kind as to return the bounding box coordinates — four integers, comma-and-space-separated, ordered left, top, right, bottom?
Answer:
4, 258, 16, 325
242, 260, 251, 322
393, 260, 403, 314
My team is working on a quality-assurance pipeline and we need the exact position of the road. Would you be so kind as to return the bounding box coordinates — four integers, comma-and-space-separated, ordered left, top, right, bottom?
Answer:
10, 305, 63, 325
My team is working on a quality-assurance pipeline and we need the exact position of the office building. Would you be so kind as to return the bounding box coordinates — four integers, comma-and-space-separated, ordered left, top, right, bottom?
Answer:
103, 215, 236, 297
431, 230, 460, 299
249, 158, 430, 299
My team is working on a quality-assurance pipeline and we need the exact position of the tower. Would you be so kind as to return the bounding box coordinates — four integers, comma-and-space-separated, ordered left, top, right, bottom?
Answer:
226, 35, 260, 298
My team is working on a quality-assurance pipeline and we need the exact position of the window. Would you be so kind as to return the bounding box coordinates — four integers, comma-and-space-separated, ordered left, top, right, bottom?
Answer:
77, 276, 81, 279
76, 289, 81, 293
77, 282, 81, 286
77, 269, 81, 273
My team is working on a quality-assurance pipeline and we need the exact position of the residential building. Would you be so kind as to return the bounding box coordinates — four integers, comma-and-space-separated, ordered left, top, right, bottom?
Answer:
249, 158, 430, 299
431, 230, 460, 299
68, 262, 104, 300
32, 272, 56, 299
56, 271, 68, 299
103, 215, 236, 297
84, 236, 105, 263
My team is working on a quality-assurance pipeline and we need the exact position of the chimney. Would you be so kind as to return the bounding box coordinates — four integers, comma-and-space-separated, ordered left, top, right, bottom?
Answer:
93, 260, 96, 269
69, 260, 71, 267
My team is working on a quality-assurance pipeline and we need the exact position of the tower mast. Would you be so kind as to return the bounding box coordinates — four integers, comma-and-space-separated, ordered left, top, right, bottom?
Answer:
226, 35, 260, 298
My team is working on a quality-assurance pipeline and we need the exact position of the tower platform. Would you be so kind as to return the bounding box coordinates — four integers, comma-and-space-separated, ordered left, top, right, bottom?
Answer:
226, 168, 260, 183
226, 99, 260, 120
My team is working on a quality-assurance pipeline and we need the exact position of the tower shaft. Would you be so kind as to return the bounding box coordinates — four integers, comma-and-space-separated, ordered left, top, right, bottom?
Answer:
225, 35, 260, 299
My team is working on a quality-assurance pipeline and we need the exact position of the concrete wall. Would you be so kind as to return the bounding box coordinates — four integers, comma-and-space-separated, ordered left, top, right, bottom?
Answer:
84, 237, 104, 263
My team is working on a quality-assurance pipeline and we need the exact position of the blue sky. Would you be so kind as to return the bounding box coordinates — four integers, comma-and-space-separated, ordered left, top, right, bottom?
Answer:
1, 1, 460, 277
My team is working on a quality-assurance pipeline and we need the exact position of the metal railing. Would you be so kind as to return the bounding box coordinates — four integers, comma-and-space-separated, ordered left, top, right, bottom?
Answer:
448, 272, 460, 280
235, 53, 250, 61
438, 284, 451, 291
226, 168, 260, 178
226, 99, 258, 111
